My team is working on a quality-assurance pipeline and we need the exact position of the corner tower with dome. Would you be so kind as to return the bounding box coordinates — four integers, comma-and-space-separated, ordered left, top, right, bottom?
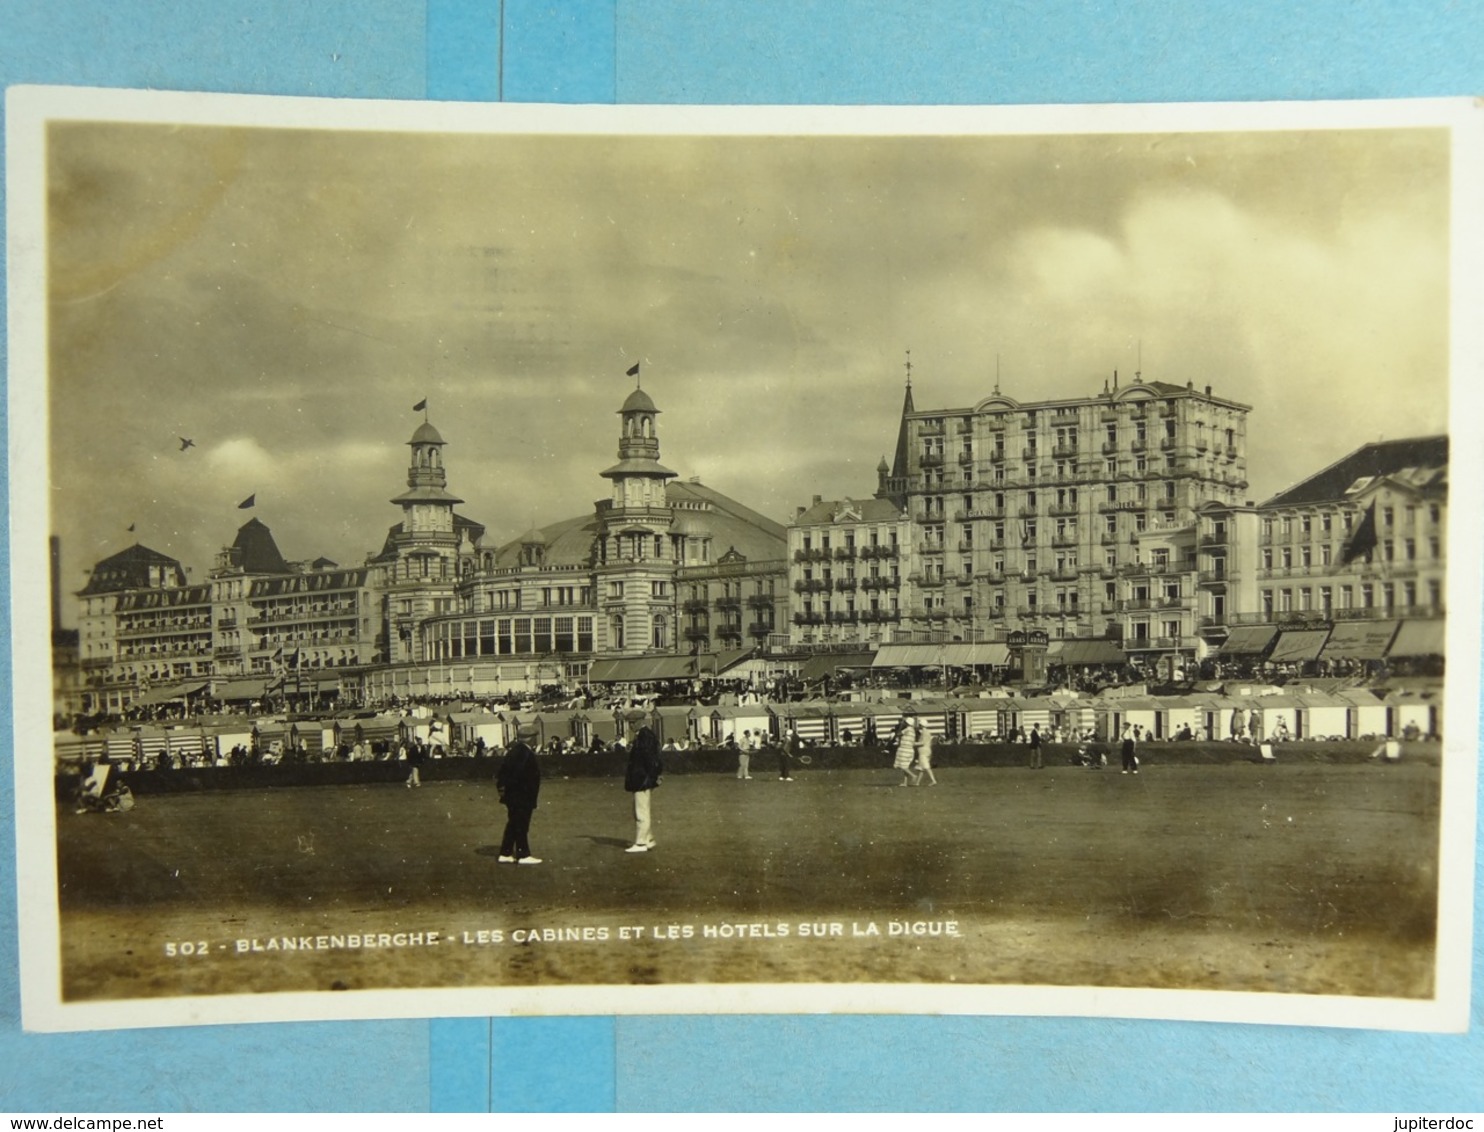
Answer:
594, 383, 681, 654
372, 414, 486, 666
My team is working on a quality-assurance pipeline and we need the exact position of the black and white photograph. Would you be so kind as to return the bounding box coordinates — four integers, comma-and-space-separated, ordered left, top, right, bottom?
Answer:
8, 89, 1480, 1032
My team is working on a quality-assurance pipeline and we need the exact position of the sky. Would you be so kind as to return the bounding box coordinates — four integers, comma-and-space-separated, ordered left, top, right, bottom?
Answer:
43, 114, 1450, 614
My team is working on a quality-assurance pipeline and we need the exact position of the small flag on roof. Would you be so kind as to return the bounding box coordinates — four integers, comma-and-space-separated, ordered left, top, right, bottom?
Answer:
625, 362, 640, 377
413, 398, 428, 412
237, 494, 256, 510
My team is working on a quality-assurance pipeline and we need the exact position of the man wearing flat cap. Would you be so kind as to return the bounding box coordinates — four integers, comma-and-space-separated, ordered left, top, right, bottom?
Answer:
623, 710, 663, 853
496, 722, 542, 865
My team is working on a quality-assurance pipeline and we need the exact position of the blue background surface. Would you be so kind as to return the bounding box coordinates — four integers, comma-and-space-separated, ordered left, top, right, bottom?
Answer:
2, 0, 1481, 1113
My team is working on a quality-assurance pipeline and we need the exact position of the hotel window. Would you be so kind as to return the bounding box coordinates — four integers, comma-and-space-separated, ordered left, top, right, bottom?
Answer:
1298, 587, 1312, 611
1320, 545, 1332, 566
1261, 548, 1272, 570
1360, 583, 1373, 609
534, 617, 553, 653
1300, 547, 1311, 568
1403, 581, 1417, 608
1319, 586, 1332, 613
1278, 589, 1292, 612
1404, 538, 1416, 561
1429, 536, 1440, 558
514, 618, 533, 654
1382, 506, 1394, 528
1339, 585, 1352, 609
1380, 583, 1395, 610
1429, 504, 1441, 524
1301, 516, 1312, 536
1280, 548, 1292, 569
1428, 580, 1442, 607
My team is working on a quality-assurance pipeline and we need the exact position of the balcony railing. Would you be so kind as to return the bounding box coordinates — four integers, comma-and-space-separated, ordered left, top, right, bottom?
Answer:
858, 545, 898, 559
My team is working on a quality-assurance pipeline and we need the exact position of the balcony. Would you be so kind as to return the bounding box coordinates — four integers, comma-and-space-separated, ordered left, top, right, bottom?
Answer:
715, 596, 743, 612
917, 543, 946, 556
834, 577, 857, 592
682, 598, 709, 613
859, 608, 901, 623
1051, 533, 1079, 548
1198, 531, 1228, 547
920, 453, 945, 467
1100, 408, 1119, 423
748, 622, 773, 637
957, 540, 976, 552
746, 594, 774, 610
214, 646, 242, 658
957, 450, 974, 464
793, 580, 828, 594
1120, 598, 1155, 612
792, 612, 825, 626
1048, 501, 1079, 517
860, 576, 900, 591
1021, 448, 1039, 462
793, 548, 831, 563
1158, 402, 1177, 417
683, 626, 711, 643
1050, 568, 1080, 582
833, 546, 856, 560
1016, 605, 1042, 618
1156, 596, 1190, 610
1159, 436, 1177, 451
858, 544, 898, 559
1051, 444, 1079, 460
1197, 570, 1228, 585
1101, 441, 1119, 456
827, 611, 859, 625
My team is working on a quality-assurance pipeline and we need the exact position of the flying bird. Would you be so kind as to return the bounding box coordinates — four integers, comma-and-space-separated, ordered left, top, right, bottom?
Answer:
178, 437, 195, 451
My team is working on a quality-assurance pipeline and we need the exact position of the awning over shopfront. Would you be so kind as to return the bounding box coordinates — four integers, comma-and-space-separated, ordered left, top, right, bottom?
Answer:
1216, 625, 1279, 656
1267, 629, 1330, 664
213, 678, 276, 701
587, 649, 753, 683
1051, 639, 1126, 666
871, 642, 1010, 668
798, 651, 877, 682
1319, 620, 1399, 661
133, 681, 208, 706
1387, 618, 1446, 658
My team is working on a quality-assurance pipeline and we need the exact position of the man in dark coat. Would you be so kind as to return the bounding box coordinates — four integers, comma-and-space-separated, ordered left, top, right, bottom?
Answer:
623, 711, 663, 853
496, 723, 542, 864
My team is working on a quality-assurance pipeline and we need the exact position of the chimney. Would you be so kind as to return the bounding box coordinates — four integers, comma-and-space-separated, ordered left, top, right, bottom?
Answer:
796, 506, 806, 518
812, 494, 822, 505
1205, 384, 1212, 396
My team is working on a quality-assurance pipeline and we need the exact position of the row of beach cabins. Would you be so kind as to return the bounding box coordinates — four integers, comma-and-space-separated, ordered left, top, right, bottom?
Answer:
54, 685, 1440, 769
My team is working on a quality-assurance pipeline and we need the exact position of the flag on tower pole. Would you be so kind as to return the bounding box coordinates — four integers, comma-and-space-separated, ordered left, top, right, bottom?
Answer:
237, 494, 256, 510
625, 362, 640, 378
1341, 502, 1379, 565
412, 398, 427, 412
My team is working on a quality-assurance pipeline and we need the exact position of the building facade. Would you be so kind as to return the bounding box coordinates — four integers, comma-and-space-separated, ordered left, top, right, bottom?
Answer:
789, 371, 1252, 668
1197, 436, 1448, 668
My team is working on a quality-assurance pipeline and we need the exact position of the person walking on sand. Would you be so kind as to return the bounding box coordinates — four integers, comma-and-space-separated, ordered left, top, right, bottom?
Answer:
914, 720, 938, 785
893, 720, 920, 786
1120, 723, 1139, 774
623, 711, 663, 853
495, 723, 542, 864
1028, 724, 1044, 770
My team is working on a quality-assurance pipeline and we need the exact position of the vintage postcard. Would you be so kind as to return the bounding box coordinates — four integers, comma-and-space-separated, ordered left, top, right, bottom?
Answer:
7, 88, 1480, 1031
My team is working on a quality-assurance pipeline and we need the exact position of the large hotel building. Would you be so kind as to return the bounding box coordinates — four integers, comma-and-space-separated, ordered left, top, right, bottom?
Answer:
62, 370, 1448, 716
